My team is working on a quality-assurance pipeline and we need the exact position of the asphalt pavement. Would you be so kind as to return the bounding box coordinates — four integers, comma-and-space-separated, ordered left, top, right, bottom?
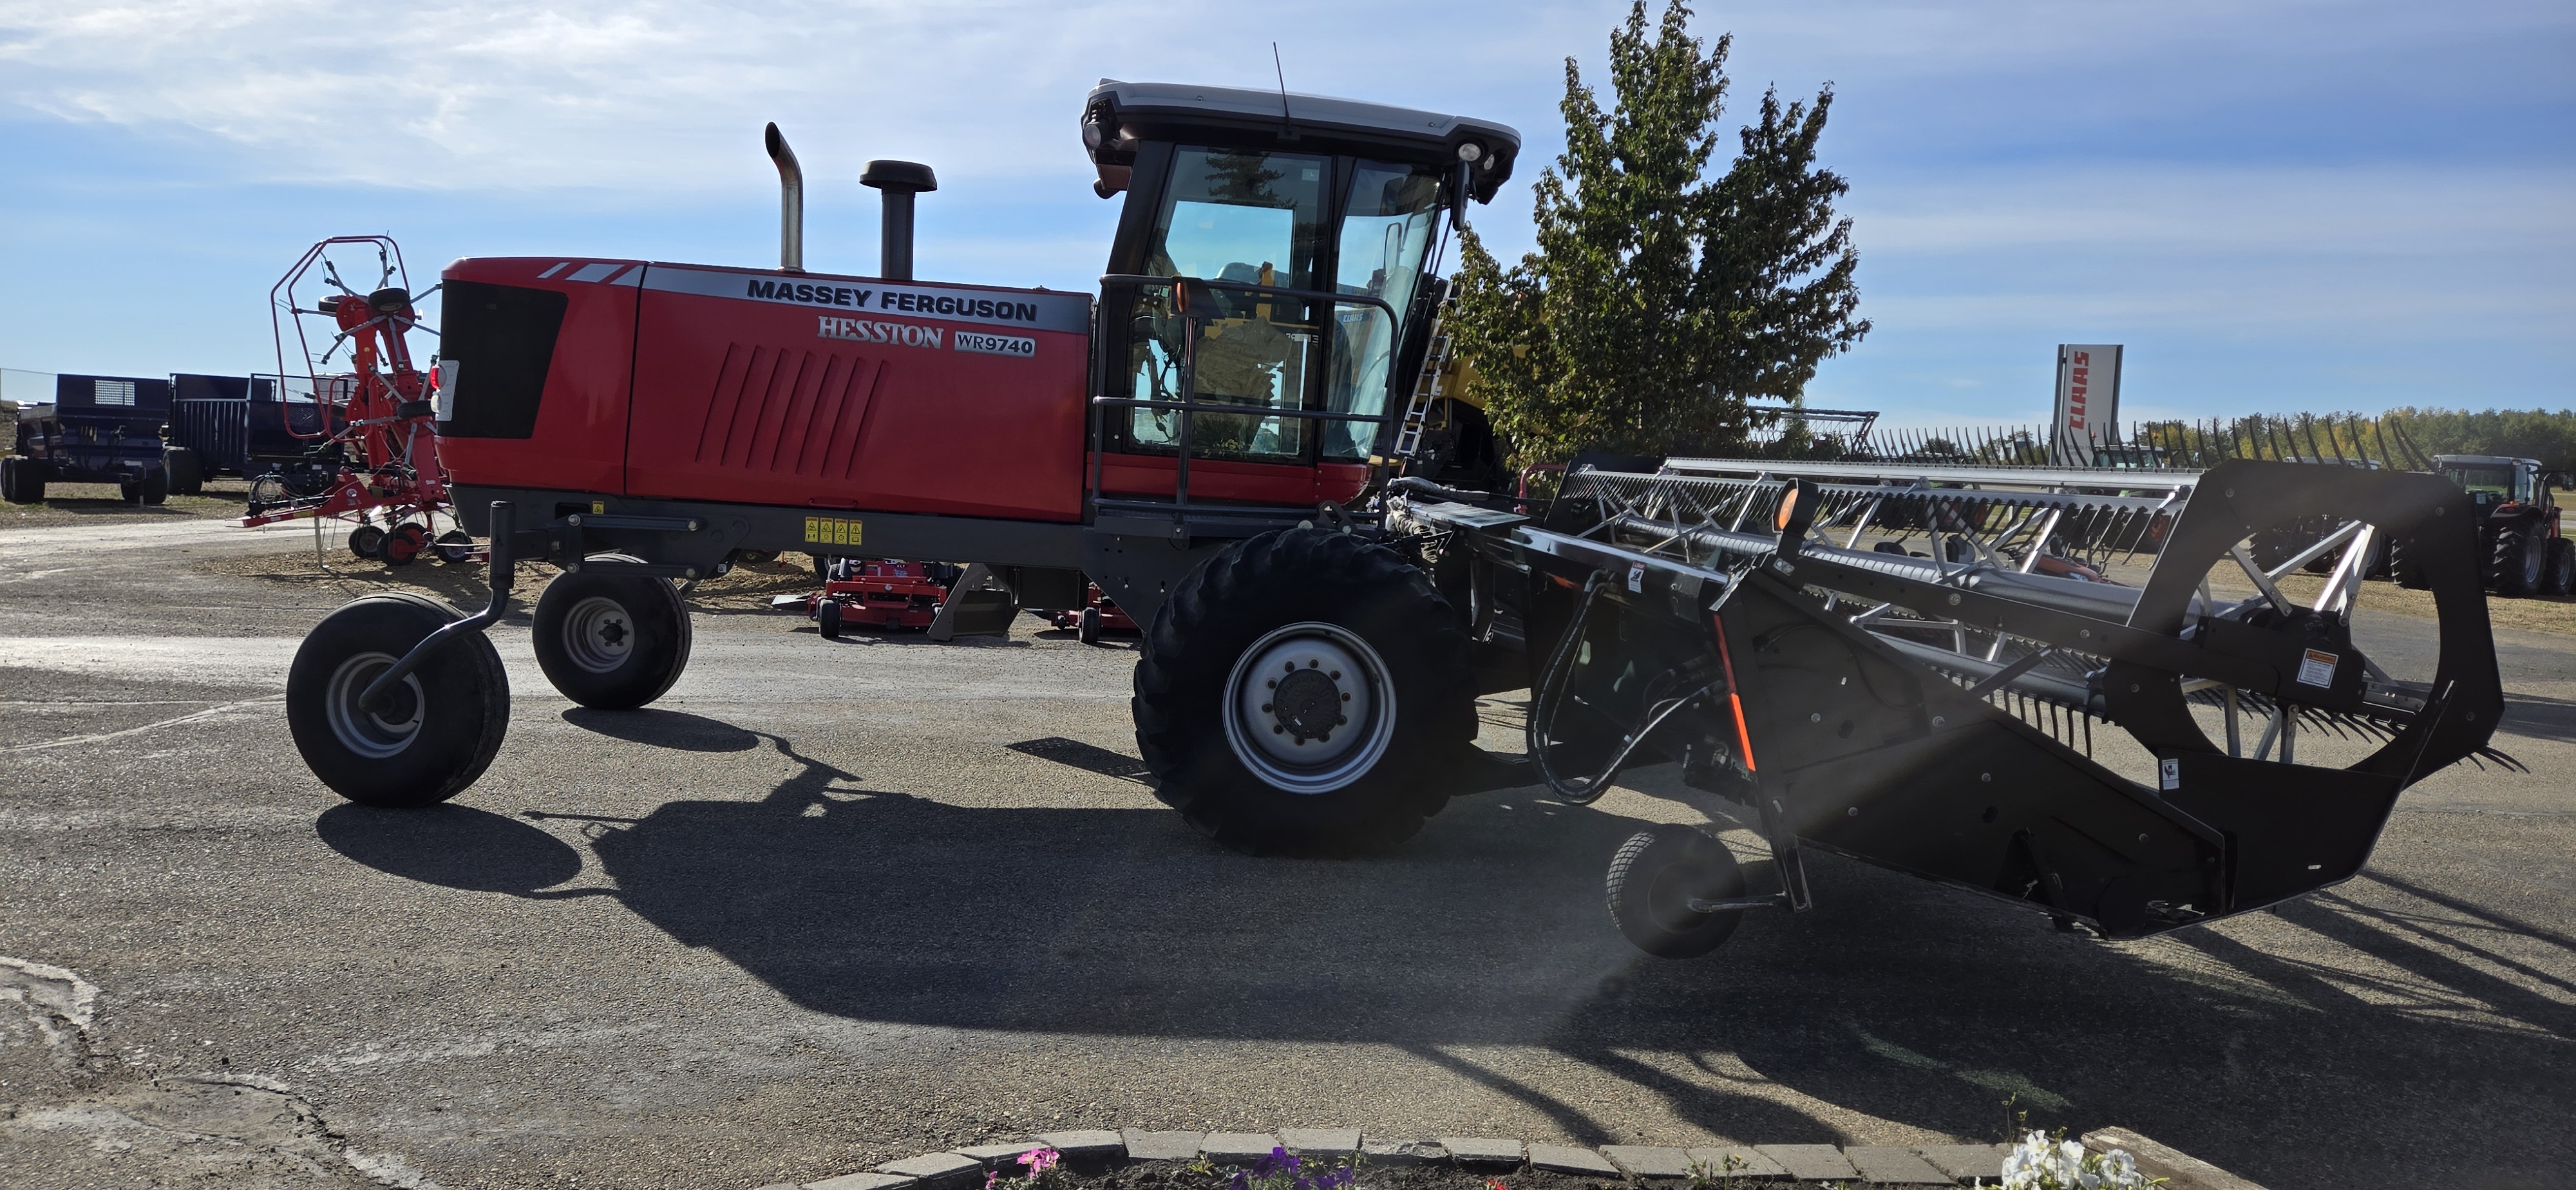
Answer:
1, 516, 2570, 1189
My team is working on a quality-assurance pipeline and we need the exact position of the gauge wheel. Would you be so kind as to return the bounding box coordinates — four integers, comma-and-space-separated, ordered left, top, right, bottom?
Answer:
1606, 826, 1750, 959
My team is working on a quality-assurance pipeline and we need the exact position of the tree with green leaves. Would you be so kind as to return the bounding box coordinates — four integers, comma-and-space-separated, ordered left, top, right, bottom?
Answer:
1448, 0, 1869, 464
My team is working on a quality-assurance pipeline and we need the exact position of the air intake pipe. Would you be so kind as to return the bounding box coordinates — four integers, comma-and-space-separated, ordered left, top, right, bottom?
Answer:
861, 159, 938, 281
764, 122, 803, 272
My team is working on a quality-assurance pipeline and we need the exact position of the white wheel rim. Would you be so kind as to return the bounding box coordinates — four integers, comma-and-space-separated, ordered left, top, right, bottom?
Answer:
1221, 621, 1397, 795
325, 652, 424, 759
562, 596, 637, 674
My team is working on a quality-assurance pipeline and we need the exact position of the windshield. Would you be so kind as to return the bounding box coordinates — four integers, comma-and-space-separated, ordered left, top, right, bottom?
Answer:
1125, 147, 1328, 463
2443, 466, 2515, 498
1323, 160, 1444, 460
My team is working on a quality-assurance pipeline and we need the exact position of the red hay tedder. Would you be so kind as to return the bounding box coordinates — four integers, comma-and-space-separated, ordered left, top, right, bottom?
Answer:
249, 236, 473, 566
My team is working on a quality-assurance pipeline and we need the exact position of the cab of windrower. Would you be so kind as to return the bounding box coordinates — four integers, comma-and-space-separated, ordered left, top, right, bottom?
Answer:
1079, 80, 1519, 495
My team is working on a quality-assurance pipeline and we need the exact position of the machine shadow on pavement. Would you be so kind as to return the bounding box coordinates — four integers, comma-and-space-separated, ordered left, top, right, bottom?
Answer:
308, 722, 2576, 1189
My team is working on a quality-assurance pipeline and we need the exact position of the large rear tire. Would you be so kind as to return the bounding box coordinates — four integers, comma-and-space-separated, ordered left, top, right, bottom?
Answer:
287, 593, 510, 808
532, 556, 693, 708
2494, 524, 2545, 598
2543, 538, 2575, 598
2387, 538, 2430, 589
1605, 826, 1748, 959
0, 457, 24, 504
1133, 529, 1473, 856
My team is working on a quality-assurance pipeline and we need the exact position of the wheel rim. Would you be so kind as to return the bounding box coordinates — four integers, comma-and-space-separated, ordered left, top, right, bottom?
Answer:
1221, 621, 1397, 795
562, 595, 638, 674
325, 652, 424, 759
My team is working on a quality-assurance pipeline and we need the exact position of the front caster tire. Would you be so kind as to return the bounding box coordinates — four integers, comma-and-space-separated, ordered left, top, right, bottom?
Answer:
1076, 604, 1101, 645
817, 599, 843, 640
1606, 826, 1749, 959
1133, 529, 1474, 856
287, 592, 510, 808
532, 555, 692, 708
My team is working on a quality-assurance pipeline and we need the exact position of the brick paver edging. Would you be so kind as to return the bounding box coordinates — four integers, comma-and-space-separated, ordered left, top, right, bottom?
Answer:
754, 1126, 2266, 1190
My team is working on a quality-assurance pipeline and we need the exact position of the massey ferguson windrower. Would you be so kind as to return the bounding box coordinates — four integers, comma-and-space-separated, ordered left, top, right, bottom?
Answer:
249, 237, 472, 565
281, 82, 2505, 958
287, 84, 1522, 855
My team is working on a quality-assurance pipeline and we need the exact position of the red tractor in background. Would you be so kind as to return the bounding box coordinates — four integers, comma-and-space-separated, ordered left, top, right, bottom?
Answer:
247, 237, 473, 565
287, 82, 1526, 855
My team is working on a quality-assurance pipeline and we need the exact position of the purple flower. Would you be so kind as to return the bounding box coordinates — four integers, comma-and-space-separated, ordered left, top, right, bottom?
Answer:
1230, 1171, 1251, 1190
1019, 1147, 1062, 1176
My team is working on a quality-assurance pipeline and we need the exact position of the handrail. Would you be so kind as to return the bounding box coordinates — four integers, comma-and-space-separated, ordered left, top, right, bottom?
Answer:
1090, 273, 1408, 531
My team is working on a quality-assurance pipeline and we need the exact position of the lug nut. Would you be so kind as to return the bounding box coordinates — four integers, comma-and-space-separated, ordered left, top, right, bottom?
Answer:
1273, 725, 1285, 734
1262, 703, 1272, 713
1329, 670, 1341, 679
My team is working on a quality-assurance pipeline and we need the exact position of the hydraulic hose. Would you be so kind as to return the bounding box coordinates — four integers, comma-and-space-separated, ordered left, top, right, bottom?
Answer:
1526, 572, 1721, 804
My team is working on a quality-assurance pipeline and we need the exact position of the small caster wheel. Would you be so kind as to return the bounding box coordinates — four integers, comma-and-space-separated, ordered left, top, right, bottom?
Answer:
1605, 825, 1749, 958
383, 523, 429, 566
1077, 604, 1102, 645
532, 554, 693, 709
348, 524, 387, 560
286, 592, 510, 808
818, 599, 843, 640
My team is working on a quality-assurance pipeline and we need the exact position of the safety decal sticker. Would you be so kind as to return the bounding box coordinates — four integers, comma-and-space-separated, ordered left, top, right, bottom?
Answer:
2297, 648, 2338, 687
804, 517, 863, 547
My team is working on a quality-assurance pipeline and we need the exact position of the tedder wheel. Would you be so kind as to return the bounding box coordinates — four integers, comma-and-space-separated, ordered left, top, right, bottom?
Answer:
2544, 538, 2575, 597
138, 469, 169, 505
383, 524, 429, 567
1605, 825, 1750, 959
2494, 525, 2545, 598
286, 592, 509, 808
433, 529, 476, 565
817, 599, 843, 640
1077, 605, 1101, 645
532, 554, 693, 709
1133, 528, 1474, 856
348, 524, 387, 560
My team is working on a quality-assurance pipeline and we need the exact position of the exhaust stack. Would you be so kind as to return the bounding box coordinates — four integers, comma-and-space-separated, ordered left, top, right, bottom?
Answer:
860, 160, 938, 281
764, 122, 804, 272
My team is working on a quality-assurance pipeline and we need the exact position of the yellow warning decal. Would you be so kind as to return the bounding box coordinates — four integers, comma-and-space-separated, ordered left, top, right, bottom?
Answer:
803, 517, 862, 547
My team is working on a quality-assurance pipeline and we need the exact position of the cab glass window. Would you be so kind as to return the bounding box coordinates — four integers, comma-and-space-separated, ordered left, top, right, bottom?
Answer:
1124, 148, 1327, 464
1323, 161, 1444, 460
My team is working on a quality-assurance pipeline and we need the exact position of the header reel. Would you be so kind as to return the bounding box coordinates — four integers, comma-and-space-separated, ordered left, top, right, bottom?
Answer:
1405, 453, 2508, 953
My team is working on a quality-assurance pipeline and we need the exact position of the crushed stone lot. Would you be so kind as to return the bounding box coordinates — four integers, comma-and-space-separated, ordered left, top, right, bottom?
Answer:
3, 517, 2572, 1189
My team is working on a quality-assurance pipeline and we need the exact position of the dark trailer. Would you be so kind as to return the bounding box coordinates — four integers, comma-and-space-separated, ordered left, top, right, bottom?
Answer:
167, 373, 327, 493
1, 374, 173, 505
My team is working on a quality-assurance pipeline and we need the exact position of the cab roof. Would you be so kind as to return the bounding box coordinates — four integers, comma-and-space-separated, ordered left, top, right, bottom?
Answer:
1084, 79, 1520, 203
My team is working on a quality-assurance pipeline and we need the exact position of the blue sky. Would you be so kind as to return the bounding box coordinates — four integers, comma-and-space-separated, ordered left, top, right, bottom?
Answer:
1, 0, 2568, 426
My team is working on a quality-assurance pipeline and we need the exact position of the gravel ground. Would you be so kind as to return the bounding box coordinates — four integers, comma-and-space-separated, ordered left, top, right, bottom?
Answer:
1, 518, 2570, 1189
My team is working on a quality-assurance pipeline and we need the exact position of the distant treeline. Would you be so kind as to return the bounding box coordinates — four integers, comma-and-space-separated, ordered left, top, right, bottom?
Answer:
2371, 408, 2576, 475
1752, 406, 2576, 476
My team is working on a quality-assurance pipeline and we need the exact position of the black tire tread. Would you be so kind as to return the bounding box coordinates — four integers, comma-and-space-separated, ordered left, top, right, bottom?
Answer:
1133, 529, 1473, 856
286, 592, 509, 808
531, 554, 694, 708
2493, 524, 2543, 598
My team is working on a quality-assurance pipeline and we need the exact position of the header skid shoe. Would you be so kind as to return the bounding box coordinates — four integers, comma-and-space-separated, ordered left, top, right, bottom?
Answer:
1406, 455, 2507, 952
